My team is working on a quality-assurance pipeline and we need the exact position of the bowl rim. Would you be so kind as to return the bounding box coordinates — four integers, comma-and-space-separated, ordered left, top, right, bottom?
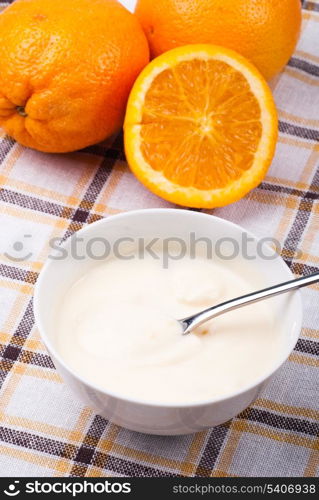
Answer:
34, 208, 303, 409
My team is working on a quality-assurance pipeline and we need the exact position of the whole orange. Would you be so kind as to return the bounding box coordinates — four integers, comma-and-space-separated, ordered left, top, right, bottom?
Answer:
0, 0, 149, 153
135, 0, 302, 80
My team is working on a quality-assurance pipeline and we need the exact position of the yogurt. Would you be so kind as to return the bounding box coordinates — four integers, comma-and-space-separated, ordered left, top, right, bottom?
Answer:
56, 251, 282, 404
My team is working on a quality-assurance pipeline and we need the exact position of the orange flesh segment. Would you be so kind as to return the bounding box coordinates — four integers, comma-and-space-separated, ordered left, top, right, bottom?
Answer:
140, 59, 262, 190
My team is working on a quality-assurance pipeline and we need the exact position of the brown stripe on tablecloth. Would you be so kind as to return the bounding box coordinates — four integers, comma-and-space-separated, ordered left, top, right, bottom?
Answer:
291, 262, 319, 275
0, 426, 77, 459
255, 398, 319, 421
83, 415, 108, 448
62, 158, 115, 239
307, 162, 319, 190
279, 121, 319, 142
283, 199, 314, 266
0, 188, 69, 218
281, 248, 302, 261
196, 424, 230, 477
78, 150, 120, 209
282, 165, 319, 266
87, 213, 104, 224
232, 420, 317, 449
260, 182, 319, 199
0, 135, 15, 163
0, 339, 51, 367
0, 359, 14, 386
10, 299, 34, 341
0, 299, 34, 387
69, 415, 108, 477
303, 1, 319, 12
295, 338, 319, 356
18, 349, 55, 369
93, 452, 180, 477
240, 408, 319, 438
0, 264, 38, 285
288, 57, 319, 78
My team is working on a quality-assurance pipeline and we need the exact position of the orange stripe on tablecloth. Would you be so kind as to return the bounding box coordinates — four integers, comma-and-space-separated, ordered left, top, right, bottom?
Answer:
22, 328, 45, 352
246, 189, 299, 209
298, 147, 319, 186
278, 135, 319, 150
97, 160, 126, 208
14, 363, 62, 382
299, 218, 319, 262
101, 206, 124, 215
211, 470, 239, 477
302, 327, 319, 339
0, 363, 28, 412
270, 140, 319, 249
304, 446, 319, 477
180, 431, 208, 476
68, 407, 94, 444
0, 443, 71, 475
231, 421, 318, 450
0, 332, 10, 343
86, 466, 110, 477
0, 413, 82, 443
298, 252, 319, 265
23, 338, 45, 351
28, 225, 69, 274
284, 67, 319, 86
254, 399, 319, 422
0, 390, 93, 444
54, 407, 94, 477
310, 203, 319, 215
1, 204, 69, 228
65, 156, 103, 212
0, 294, 30, 344
302, 11, 319, 22
0, 256, 43, 272
99, 438, 186, 472
0, 143, 24, 177
0, 335, 46, 356
272, 205, 299, 250
295, 50, 319, 65
0, 279, 33, 295
90, 423, 121, 474
266, 177, 318, 192
278, 110, 319, 129
3, 150, 101, 210
289, 352, 319, 368
212, 427, 242, 476
2, 177, 83, 208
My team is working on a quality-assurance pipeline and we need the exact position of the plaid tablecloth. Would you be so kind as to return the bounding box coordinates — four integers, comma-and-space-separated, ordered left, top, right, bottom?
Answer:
0, 0, 318, 478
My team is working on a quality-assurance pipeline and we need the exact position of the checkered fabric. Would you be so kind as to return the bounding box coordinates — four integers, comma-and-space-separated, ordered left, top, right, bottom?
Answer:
0, 0, 318, 478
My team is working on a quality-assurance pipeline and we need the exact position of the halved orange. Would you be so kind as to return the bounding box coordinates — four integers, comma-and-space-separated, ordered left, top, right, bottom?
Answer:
124, 44, 278, 208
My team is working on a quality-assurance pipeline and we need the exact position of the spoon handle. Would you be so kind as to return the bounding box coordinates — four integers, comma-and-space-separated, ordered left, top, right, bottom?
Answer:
181, 271, 319, 335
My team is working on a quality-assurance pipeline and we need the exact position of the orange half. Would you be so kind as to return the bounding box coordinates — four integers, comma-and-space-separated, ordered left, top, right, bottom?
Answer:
124, 44, 278, 208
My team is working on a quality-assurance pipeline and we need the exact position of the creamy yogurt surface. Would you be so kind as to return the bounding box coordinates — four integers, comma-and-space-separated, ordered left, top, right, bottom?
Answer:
56, 251, 282, 404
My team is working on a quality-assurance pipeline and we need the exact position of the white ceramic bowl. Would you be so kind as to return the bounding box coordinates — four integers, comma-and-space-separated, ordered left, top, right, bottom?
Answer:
34, 209, 302, 435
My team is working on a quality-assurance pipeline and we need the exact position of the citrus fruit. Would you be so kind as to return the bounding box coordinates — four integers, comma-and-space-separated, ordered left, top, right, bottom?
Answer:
135, 0, 302, 80
124, 44, 278, 209
0, 0, 149, 153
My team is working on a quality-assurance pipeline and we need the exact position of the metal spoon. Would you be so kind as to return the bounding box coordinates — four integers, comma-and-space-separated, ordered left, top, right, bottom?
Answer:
179, 271, 319, 335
